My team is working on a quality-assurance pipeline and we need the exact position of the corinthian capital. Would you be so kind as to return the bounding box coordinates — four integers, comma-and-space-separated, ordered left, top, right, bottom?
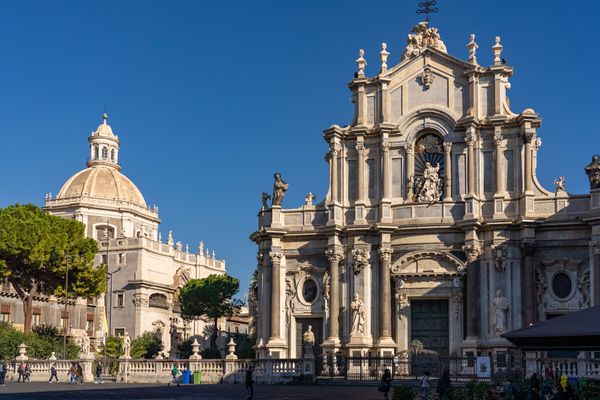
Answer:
404, 143, 414, 155
329, 143, 341, 157
269, 251, 283, 265
591, 241, 600, 255
443, 142, 452, 153
380, 141, 390, 152
462, 242, 482, 263
378, 247, 393, 262
326, 249, 344, 262
494, 133, 503, 146
465, 132, 477, 146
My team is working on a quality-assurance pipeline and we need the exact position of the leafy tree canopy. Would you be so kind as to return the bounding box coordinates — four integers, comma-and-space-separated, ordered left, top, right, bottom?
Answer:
0, 204, 106, 332
179, 274, 243, 347
131, 331, 163, 359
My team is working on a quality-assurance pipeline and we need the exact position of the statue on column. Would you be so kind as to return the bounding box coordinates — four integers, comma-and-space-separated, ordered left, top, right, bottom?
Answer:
79, 332, 90, 358
491, 290, 509, 335
351, 294, 366, 335
272, 173, 288, 206
303, 325, 315, 356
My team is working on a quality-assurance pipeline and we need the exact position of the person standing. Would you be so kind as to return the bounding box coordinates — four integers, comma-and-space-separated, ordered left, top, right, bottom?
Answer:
94, 363, 103, 384
528, 372, 540, 400
379, 368, 392, 399
23, 364, 31, 382
0, 361, 7, 386
421, 371, 431, 400
16, 362, 24, 383
245, 365, 254, 400
68, 363, 76, 384
49, 364, 59, 383
170, 363, 180, 386
436, 369, 452, 400
76, 362, 83, 384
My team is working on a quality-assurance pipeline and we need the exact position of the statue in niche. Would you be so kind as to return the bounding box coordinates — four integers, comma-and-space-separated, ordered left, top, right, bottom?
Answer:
284, 276, 296, 327
272, 173, 288, 206
303, 325, 315, 355
491, 291, 509, 335
417, 162, 442, 203
351, 294, 366, 335
535, 268, 548, 304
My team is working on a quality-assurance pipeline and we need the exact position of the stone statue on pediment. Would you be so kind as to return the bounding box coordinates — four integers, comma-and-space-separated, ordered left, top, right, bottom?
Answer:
402, 21, 447, 60
272, 173, 288, 206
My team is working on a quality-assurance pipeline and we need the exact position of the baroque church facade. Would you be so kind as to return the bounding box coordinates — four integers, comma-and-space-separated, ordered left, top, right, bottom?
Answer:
250, 22, 600, 362
0, 114, 226, 355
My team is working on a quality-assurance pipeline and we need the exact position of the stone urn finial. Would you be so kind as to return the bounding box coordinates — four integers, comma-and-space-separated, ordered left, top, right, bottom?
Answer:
225, 338, 238, 360
189, 338, 202, 360
16, 343, 28, 361
49, 351, 57, 361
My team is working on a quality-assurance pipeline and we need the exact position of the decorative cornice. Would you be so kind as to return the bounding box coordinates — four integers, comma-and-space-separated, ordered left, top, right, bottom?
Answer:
392, 250, 466, 274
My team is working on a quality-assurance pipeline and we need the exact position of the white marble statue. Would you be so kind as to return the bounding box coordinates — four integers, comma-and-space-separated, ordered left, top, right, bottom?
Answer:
491, 290, 509, 335
303, 325, 315, 355
351, 294, 366, 335
418, 162, 442, 203
80, 333, 90, 357
122, 332, 131, 358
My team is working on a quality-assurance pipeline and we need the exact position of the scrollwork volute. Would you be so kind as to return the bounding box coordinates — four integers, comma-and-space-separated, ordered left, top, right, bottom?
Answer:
578, 269, 591, 307
591, 240, 600, 255
355, 143, 365, 156
351, 248, 370, 275
269, 251, 283, 265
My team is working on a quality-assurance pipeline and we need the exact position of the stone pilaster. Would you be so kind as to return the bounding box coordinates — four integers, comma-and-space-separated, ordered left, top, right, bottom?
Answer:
591, 241, 600, 306
324, 249, 343, 345
493, 129, 506, 218
520, 242, 536, 326
380, 141, 392, 222
355, 140, 366, 223
267, 250, 287, 357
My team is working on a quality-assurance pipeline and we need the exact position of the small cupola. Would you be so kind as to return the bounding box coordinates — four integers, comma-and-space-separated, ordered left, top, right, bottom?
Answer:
87, 113, 121, 170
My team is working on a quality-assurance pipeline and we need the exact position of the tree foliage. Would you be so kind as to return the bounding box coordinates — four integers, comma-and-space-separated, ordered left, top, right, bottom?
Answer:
131, 331, 163, 359
0, 204, 106, 332
100, 335, 123, 359
0, 322, 79, 360
179, 274, 243, 348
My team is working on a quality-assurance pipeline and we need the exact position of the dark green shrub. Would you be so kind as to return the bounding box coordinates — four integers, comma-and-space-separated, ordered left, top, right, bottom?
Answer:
200, 347, 222, 359
392, 385, 416, 400
130, 331, 163, 359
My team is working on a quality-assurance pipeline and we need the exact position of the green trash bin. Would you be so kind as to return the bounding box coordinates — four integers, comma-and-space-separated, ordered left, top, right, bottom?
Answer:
193, 370, 202, 384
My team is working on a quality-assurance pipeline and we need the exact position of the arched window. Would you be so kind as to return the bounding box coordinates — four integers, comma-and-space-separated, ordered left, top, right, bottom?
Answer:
93, 145, 99, 160
411, 133, 445, 202
101, 147, 108, 160
110, 148, 116, 162
149, 293, 169, 310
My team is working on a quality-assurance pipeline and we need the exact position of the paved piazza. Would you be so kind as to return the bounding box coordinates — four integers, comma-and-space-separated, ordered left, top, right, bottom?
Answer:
0, 383, 382, 400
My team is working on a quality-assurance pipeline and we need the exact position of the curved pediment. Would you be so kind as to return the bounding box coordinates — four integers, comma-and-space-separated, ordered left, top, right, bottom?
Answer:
391, 250, 465, 276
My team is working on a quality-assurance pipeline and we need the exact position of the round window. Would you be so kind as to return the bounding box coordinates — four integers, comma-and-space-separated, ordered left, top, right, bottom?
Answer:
552, 272, 572, 299
302, 279, 318, 303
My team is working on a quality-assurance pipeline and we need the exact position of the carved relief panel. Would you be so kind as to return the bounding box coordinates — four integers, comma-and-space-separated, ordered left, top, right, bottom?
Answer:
537, 259, 589, 314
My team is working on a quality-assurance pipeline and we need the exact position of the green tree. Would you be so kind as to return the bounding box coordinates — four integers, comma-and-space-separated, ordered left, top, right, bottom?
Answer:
131, 331, 163, 359
100, 335, 123, 358
179, 274, 243, 348
0, 204, 106, 333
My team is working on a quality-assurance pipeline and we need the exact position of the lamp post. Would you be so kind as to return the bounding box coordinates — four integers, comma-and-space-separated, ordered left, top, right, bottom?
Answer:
62, 255, 69, 359
104, 223, 112, 338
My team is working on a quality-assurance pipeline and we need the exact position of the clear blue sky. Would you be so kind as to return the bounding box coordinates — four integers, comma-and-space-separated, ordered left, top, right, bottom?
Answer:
1, 1, 598, 297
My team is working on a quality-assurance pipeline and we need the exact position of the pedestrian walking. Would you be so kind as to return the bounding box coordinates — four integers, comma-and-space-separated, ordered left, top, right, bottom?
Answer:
76, 362, 83, 384
245, 365, 254, 400
436, 369, 452, 400
68, 363, 77, 384
0, 361, 7, 386
378, 368, 392, 399
170, 363, 180, 386
420, 371, 431, 400
23, 364, 31, 382
94, 363, 103, 384
16, 362, 24, 383
49, 363, 59, 383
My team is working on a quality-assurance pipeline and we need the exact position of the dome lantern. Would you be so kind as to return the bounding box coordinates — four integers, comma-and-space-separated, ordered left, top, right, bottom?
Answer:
87, 113, 121, 170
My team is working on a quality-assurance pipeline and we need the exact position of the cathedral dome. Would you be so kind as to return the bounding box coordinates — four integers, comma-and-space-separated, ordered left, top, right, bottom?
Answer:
57, 166, 147, 207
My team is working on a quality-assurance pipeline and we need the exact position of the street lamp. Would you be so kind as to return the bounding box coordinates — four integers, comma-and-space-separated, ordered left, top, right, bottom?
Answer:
62, 254, 70, 359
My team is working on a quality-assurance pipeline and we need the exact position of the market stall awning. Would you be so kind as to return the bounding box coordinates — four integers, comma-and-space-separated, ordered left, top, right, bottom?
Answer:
501, 306, 600, 350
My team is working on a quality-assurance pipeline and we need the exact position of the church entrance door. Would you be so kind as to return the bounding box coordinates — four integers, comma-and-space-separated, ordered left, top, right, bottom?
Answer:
295, 317, 322, 358
410, 299, 449, 356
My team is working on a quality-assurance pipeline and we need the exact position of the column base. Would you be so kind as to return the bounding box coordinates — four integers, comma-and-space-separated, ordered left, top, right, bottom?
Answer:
266, 337, 288, 358
376, 337, 396, 357
492, 195, 507, 219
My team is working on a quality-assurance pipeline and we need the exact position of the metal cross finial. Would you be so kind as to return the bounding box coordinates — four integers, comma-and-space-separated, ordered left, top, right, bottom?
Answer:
416, 0, 439, 22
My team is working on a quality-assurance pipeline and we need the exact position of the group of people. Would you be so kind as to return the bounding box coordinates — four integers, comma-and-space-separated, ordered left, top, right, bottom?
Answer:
16, 362, 31, 382
527, 372, 576, 400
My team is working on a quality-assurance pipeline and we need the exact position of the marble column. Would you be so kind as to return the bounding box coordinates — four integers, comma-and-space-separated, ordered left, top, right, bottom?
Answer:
466, 133, 476, 196
378, 248, 393, 341
269, 251, 283, 340
592, 241, 600, 306
494, 132, 505, 195
261, 253, 271, 343
326, 250, 343, 342
521, 242, 536, 325
405, 144, 414, 202
463, 243, 482, 338
443, 142, 452, 201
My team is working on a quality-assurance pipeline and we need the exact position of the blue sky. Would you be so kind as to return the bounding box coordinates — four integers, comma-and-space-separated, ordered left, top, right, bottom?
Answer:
1, 1, 598, 296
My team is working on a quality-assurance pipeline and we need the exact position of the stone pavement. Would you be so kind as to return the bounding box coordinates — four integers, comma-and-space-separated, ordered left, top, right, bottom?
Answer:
0, 382, 388, 400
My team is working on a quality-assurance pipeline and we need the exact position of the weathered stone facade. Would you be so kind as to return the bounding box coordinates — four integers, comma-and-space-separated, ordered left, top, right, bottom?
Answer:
250, 22, 600, 361
0, 114, 226, 355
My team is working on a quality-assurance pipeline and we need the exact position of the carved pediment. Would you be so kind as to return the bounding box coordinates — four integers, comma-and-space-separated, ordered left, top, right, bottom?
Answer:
391, 250, 465, 276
